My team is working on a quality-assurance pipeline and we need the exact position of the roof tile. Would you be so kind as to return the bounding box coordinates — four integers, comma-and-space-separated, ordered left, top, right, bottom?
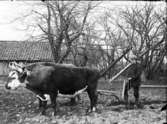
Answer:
0, 41, 54, 61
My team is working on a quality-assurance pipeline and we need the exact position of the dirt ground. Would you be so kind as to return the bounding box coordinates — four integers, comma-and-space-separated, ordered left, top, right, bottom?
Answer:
0, 82, 166, 124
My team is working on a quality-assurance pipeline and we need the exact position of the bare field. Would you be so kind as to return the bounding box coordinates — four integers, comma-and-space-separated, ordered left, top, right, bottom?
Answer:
0, 80, 166, 124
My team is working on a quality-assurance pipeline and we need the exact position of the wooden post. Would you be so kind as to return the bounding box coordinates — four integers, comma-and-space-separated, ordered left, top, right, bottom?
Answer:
122, 79, 127, 100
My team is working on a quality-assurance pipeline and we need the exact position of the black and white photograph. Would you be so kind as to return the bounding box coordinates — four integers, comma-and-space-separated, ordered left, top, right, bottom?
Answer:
0, 0, 166, 124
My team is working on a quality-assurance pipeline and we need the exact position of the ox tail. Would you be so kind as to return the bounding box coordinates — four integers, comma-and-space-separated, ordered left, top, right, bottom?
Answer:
98, 47, 131, 80
36, 94, 50, 101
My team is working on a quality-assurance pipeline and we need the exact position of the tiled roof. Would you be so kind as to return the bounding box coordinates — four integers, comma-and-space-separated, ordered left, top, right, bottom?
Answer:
0, 41, 54, 61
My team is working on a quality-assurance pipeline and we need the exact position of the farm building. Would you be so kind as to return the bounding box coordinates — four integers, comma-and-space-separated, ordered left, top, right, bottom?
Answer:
0, 40, 105, 76
0, 41, 54, 75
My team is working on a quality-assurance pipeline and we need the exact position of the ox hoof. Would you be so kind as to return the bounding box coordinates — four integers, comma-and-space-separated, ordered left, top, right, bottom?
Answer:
40, 112, 46, 116
40, 110, 46, 115
92, 107, 96, 112
51, 112, 57, 116
54, 111, 57, 116
125, 104, 134, 109
86, 107, 97, 114
136, 103, 144, 109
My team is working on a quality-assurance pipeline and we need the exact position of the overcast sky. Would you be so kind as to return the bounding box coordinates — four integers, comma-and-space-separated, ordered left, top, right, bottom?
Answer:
0, 1, 165, 41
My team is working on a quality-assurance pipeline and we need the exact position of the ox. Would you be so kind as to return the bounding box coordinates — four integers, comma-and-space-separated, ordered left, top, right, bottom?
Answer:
122, 62, 146, 108
5, 62, 99, 115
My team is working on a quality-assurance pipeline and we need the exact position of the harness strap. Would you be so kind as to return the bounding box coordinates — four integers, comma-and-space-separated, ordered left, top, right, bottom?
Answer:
58, 85, 88, 98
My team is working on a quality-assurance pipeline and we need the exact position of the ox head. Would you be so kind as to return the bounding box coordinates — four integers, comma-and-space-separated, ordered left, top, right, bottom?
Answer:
5, 70, 28, 90
5, 62, 28, 90
9, 61, 24, 73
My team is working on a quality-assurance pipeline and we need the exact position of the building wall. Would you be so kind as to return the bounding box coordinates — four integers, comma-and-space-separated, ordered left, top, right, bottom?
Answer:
0, 62, 10, 75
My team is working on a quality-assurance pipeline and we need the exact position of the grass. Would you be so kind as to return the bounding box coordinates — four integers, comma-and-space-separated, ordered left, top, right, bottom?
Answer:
0, 79, 166, 124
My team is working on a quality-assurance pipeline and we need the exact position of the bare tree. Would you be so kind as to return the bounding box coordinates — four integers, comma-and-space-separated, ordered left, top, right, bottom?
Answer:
111, 3, 166, 79
31, 1, 93, 63
97, 11, 131, 78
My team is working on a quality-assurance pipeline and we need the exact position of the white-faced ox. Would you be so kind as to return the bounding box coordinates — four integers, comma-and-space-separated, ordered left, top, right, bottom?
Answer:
5, 62, 99, 115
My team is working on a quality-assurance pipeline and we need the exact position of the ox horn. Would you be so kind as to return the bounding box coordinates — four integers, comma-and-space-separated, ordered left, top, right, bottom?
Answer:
9, 61, 24, 73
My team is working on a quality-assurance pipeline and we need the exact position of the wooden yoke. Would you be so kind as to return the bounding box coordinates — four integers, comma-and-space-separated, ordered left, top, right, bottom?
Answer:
109, 63, 134, 83
98, 47, 132, 79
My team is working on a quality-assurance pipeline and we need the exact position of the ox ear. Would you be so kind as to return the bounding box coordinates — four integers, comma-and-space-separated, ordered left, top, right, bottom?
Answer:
140, 70, 147, 82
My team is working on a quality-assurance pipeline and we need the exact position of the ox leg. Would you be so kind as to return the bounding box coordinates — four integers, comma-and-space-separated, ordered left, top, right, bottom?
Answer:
87, 88, 98, 113
124, 84, 129, 103
70, 97, 77, 105
38, 98, 42, 108
133, 86, 139, 104
133, 85, 142, 108
37, 95, 45, 108
41, 101, 47, 115
70, 95, 80, 105
77, 95, 81, 101
37, 94, 47, 115
124, 81, 131, 109
50, 93, 58, 116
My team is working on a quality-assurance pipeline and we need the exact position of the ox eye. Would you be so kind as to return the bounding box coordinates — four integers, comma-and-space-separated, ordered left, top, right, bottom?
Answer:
8, 71, 19, 79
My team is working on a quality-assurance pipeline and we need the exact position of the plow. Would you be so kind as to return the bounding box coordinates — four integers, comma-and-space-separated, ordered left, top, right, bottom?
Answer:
97, 38, 165, 103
